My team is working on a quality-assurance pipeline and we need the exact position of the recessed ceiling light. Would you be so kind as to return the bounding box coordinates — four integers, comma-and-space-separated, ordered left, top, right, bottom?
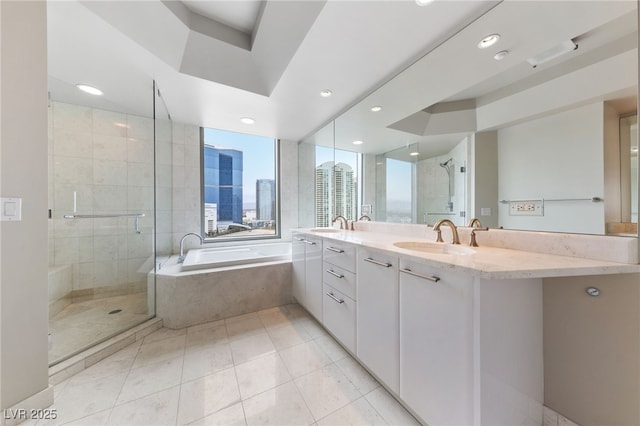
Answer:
114, 122, 129, 128
371, 106, 382, 112
240, 117, 255, 125
409, 151, 420, 156
76, 84, 103, 96
493, 50, 509, 61
478, 34, 500, 49
352, 140, 364, 145
320, 89, 333, 98
415, 0, 434, 5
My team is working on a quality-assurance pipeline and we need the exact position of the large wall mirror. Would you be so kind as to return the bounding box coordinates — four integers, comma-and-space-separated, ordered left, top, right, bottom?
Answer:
300, 0, 638, 237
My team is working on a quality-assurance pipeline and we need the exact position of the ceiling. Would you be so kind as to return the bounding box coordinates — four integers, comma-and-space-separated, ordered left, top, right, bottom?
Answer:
46, 0, 498, 142
329, 0, 638, 156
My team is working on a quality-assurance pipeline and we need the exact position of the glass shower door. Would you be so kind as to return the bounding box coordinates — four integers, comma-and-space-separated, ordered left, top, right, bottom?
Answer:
47, 85, 157, 365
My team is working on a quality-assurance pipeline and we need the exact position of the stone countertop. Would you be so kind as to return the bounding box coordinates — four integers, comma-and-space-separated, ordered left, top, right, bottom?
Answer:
296, 229, 640, 279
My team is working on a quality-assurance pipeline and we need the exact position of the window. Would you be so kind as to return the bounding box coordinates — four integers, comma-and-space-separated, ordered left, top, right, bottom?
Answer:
202, 128, 279, 240
386, 158, 412, 223
315, 146, 361, 227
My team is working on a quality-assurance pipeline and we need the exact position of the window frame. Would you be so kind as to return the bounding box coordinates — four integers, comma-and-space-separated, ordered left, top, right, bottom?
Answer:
200, 127, 281, 243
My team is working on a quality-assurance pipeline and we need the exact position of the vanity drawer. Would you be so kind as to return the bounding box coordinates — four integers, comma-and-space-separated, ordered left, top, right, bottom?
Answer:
323, 241, 356, 272
323, 283, 356, 353
323, 262, 356, 300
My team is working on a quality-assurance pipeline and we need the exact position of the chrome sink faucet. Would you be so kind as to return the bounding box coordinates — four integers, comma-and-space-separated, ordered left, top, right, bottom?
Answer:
178, 232, 204, 263
332, 215, 348, 230
433, 219, 460, 244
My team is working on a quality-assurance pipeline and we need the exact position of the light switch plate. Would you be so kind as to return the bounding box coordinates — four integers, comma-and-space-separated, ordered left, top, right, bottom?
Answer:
1, 197, 22, 221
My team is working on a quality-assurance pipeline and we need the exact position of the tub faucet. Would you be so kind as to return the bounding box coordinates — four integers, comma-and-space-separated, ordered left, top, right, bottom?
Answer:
178, 233, 204, 263
433, 219, 460, 245
332, 215, 348, 230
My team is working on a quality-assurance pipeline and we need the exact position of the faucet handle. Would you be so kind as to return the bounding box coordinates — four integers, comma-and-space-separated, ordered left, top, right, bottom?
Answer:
435, 229, 444, 243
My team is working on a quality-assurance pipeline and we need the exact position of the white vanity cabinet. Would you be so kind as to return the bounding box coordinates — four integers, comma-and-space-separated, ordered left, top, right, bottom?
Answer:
356, 247, 400, 393
291, 233, 323, 321
322, 240, 357, 352
399, 258, 474, 426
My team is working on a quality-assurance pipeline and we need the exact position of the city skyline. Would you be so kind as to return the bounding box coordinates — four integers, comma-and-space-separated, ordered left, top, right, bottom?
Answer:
204, 128, 276, 209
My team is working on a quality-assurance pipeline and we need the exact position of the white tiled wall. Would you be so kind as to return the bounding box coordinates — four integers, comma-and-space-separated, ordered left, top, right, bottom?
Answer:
48, 102, 155, 297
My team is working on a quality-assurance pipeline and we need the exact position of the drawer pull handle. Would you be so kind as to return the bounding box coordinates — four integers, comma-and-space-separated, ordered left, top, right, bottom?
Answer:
364, 257, 392, 268
326, 247, 345, 253
326, 269, 345, 279
326, 292, 345, 304
400, 268, 440, 283
303, 240, 316, 245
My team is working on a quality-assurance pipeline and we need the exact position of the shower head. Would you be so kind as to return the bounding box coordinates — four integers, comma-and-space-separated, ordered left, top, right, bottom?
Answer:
439, 158, 453, 168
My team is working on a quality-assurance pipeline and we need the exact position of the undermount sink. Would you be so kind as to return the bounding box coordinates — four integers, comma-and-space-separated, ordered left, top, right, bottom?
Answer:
393, 241, 476, 255
310, 227, 341, 233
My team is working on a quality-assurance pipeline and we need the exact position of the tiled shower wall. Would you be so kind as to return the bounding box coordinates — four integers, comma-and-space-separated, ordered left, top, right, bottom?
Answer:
416, 138, 468, 226
48, 101, 155, 300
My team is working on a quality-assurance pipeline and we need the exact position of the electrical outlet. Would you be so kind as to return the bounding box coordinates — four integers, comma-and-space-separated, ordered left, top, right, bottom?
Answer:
480, 207, 492, 216
508, 200, 543, 216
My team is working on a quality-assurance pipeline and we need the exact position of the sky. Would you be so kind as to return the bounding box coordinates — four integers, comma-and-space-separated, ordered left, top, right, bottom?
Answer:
204, 127, 275, 209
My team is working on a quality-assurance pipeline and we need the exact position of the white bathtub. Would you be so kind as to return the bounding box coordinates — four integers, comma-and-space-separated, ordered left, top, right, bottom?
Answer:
181, 242, 292, 271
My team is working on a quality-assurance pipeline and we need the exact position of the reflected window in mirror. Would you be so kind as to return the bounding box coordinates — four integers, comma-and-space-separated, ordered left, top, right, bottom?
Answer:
618, 114, 638, 233
385, 158, 412, 223
315, 146, 361, 227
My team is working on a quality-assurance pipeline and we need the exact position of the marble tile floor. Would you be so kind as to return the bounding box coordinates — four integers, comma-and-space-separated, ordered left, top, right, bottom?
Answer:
49, 293, 150, 365
34, 304, 422, 426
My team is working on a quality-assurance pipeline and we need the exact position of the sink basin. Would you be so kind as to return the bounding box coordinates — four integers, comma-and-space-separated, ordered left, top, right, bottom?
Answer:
393, 241, 475, 255
310, 227, 341, 233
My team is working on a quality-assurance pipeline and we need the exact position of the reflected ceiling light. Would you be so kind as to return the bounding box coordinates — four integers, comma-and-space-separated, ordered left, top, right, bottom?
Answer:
371, 106, 382, 112
493, 50, 509, 61
352, 140, 364, 145
114, 122, 129, 128
526, 40, 578, 68
240, 117, 255, 124
631, 146, 638, 153
76, 84, 103, 96
320, 89, 333, 97
477, 34, 500, 49
415, 0, 435, 5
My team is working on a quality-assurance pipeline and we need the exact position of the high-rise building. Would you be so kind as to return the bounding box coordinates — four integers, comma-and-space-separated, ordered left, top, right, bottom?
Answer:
315, 161, 357, 227
203, 145, 243, 227
256, 179, 275, 220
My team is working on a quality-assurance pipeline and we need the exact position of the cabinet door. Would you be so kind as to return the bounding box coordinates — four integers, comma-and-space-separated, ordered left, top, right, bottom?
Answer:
399, 260, 474, 426
292, 234, 306, 306
356, 248, 399, 393
323, 284, 356, 353
304, 235, 323, 321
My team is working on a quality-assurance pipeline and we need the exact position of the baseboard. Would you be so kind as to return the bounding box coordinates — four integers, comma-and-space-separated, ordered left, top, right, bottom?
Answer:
1, 385, 54, 426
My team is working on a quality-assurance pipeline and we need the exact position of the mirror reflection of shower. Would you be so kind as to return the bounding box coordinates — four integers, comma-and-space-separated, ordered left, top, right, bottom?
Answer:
439, 158, 454, 212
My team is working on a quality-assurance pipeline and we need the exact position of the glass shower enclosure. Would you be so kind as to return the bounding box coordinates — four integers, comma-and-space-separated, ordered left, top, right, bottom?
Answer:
46, 81, 164, 365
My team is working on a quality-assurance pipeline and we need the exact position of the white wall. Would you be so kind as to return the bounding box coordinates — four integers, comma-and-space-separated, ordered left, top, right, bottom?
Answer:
1, 0, 51, 409
498, 102, 605, 234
